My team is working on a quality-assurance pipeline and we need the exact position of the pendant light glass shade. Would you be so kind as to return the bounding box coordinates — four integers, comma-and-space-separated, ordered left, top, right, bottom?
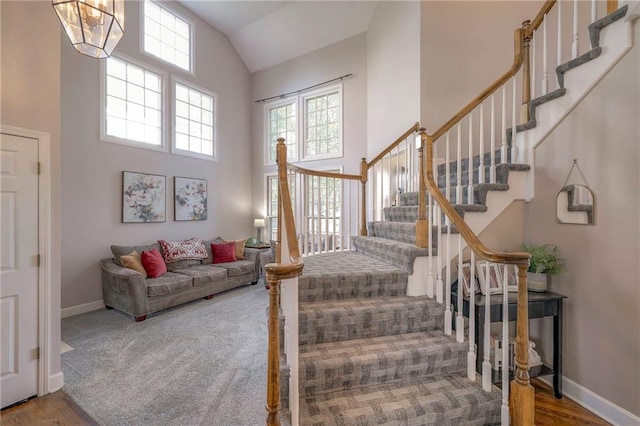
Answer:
53, 0, 124, 59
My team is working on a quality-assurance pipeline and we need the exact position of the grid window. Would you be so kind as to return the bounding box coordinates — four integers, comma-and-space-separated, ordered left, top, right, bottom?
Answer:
144, 0, 191, 72
266, 101, 297, 164
266, 174, 296, 241
105, 56, 162, 146
174, 82, 216, 159
303, 89, 341, 159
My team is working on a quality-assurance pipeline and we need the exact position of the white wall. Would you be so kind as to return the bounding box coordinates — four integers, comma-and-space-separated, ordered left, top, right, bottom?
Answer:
525, 23, 640, 416
250, 33, 368, 218
367, 1, 421, 158
0, 0, 63, 391
60, 0, 252, 308
420, 1, 543, 131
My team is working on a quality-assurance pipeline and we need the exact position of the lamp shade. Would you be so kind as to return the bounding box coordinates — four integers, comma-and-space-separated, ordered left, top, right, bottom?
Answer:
53, 0, 124, 59
253, 218, 265, 228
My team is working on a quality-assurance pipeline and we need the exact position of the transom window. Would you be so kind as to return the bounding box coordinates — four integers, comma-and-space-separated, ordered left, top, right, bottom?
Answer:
266, 100, 297, 164
143, 0, 191, 72
174, 80, 217, 160
263, 84, 342, 165
104, 56, 163, 147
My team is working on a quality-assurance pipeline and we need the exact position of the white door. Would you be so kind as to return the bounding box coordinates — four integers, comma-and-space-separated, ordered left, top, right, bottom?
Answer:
0, 133, 39, 408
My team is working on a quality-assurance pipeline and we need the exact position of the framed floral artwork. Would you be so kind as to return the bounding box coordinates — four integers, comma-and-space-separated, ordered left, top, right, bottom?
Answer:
122, 171, 166, 223
459, 262, 478, 298
174, 176, 207, 221
477, 261, 503, 295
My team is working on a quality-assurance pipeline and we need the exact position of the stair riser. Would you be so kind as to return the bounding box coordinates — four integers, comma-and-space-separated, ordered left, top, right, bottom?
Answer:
352, 236, 430, 274
436, 164, 510, 188
298, 271, 408, 303
299, 340, 467, 397
367, 222, 416, 245
299, 302, 444, 345
436, 149, 507, 176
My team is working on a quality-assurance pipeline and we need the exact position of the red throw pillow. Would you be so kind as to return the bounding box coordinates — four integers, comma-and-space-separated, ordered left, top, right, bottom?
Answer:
141, 248, 167, 278
211, 242, 236, 264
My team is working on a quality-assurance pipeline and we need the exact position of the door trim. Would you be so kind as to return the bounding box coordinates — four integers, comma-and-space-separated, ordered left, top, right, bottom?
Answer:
0, 124, 55, 396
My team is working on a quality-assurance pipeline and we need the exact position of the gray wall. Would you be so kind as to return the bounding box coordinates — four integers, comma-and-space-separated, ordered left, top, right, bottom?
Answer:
0, 0, 63, 386
60, 0, 252, 308
250, 33, 368, 219
367, 1, 420, 157
526, 24, 640, 416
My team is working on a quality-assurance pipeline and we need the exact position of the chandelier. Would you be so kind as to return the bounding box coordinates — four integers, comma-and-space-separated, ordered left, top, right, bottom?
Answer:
53, 0, 124, 59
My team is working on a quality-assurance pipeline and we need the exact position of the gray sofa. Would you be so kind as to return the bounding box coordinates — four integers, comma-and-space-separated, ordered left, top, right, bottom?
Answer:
100, 241, 260, 321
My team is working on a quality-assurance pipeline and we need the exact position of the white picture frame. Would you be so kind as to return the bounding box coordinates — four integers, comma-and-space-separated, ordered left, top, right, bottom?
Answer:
477, 261, 503, 295
500, 263, 520, 292
459, 262, 478, 298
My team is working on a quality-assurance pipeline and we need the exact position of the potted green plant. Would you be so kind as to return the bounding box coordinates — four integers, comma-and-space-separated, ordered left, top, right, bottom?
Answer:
521, 243, 565, 292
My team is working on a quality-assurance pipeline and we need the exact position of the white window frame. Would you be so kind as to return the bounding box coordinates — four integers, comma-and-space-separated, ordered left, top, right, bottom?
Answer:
300, 84, 343, 162
263, 97, 298, 166
140, 0, 194, 75
100, 52, 167, 152
171, 76, 218, 161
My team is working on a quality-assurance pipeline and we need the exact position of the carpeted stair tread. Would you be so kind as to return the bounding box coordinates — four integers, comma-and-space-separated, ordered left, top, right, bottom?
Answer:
299, 374, 502, 426
352, 236, 431, 274
299, 296, 444, 345
299, 251, 409, 302
299, 330, 468, 397
383, 206, 419, 223
436, 163, 529, 188
367, 221, 417, 245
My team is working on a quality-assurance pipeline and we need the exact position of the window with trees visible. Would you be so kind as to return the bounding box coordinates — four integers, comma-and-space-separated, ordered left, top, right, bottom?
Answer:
266, 174, 296, 242
265, 99, 297, 164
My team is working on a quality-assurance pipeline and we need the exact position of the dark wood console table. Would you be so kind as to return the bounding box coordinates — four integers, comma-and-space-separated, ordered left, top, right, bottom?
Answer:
451, 289, 567, 398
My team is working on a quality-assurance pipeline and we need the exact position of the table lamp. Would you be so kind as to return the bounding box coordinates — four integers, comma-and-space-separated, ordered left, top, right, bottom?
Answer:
254, 218, 265, 243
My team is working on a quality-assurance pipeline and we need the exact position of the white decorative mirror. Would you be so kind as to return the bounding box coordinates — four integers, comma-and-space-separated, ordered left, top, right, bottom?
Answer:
556, 184, 594, 225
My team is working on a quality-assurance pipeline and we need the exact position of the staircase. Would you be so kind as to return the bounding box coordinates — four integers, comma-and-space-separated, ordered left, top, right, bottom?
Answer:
295, 251, 502, 425
269, 3, 635, 425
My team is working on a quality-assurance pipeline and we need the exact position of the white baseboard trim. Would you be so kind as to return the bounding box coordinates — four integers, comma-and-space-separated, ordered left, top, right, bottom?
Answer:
47, 372, 64, 394
61, 300, 104, 318
539, 376, 640, 426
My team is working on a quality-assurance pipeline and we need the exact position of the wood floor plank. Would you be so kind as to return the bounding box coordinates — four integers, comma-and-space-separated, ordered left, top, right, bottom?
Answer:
1, 380, 611, 425
0, 391, 96, 426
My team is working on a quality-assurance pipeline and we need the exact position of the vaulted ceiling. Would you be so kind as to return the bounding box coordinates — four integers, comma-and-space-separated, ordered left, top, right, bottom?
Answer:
176, 1, 378, 73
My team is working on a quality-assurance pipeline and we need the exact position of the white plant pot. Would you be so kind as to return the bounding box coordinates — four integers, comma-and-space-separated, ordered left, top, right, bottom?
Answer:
527, 272, 548, 292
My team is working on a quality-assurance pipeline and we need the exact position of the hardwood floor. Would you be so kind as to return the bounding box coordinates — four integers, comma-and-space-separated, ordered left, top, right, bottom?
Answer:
0, 379, 610, 425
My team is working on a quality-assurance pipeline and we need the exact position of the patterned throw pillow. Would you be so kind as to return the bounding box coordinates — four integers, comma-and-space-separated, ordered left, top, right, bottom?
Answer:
158, 238, 208, 263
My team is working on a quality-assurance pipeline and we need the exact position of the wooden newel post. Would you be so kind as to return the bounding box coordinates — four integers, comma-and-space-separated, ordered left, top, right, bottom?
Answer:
265, 273, 281, 426
415, 128, 428, 248
359, 157, 368, 236
510, 263, 534, 426
521, 20, 532, 124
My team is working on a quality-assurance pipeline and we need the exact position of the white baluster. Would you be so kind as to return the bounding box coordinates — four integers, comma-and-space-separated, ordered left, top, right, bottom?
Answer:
468, 251, 477, 381
436, 203, 444, 304
501, 86, 507, 164
325, 177, 330, 253
591, 0, 597, 24
445, 133, 451, 203
317, 175, 321, 255
456, 123, 463, 204
332, 177, 336, 252
444, 204, 452, 336
558, 0, 563, 74
511, 77, 517, 164
482, 262, 492, 392
572, 0, 579, 59
478, 103, 485, 184
396, 145, 400, 207
456, 234, 464, 343
427, 192, 434, 299
543, 15, 549, 95
490, 94, 496, 183
467, 113, 474, 204
501, 264, 510, 425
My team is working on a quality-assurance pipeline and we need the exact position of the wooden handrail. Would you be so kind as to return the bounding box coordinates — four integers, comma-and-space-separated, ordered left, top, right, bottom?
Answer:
367, 122, 420, 169
608, 0, 618, 14
431, 27, 525, 142
286, 163, 361, 181
527, 0, 557, 37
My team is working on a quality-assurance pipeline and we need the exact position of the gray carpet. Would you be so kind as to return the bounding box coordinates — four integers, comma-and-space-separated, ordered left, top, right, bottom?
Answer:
61, 283, 268, 426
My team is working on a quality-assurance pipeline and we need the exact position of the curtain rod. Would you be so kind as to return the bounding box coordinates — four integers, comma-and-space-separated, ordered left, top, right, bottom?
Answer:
254, 73, 352, 103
